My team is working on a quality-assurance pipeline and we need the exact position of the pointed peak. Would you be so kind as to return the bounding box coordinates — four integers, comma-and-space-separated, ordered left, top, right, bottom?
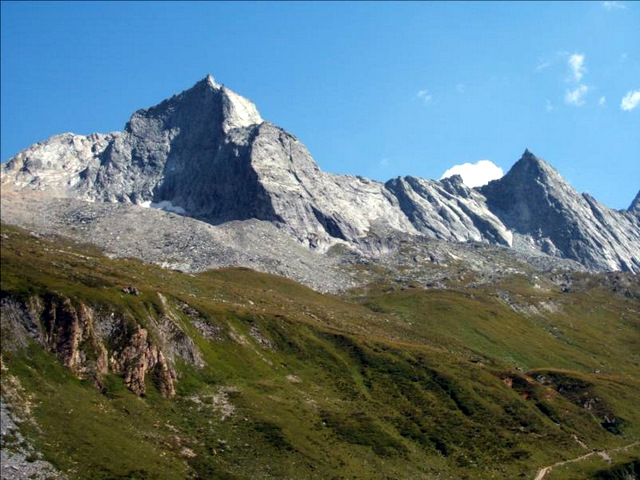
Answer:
185, 75, 263, 130
628, 190, 640, 215
126, 75, 263, 136
512, 149, 556, 175
477, 150, 568, 196
202, 74, 221, 90
519, 148, 544, 164
193, 74, 220, 91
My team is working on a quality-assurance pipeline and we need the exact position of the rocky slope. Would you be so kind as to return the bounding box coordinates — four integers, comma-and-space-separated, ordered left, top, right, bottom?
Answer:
2, 76, 639, 273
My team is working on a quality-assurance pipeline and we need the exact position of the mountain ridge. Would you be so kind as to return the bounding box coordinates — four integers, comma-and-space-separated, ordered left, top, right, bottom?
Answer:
2, 76, 639, 273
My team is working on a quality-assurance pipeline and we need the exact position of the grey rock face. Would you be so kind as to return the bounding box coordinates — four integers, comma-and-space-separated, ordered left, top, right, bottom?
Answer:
386, 174, 512, 246
628, 190, 640, 216
480, 150, 640, 272
2, 78, 639, 274
246, 122, 418, 247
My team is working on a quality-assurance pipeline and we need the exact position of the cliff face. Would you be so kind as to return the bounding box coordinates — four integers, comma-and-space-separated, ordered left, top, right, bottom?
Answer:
2, 77, 639, 272
0, 292, 206, 397
385, 174, 512, 246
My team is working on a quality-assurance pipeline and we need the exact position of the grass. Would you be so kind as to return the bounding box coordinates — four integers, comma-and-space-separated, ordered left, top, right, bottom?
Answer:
1, 223, 639, 479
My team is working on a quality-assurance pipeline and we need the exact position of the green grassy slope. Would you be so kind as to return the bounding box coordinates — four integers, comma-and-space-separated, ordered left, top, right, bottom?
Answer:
1, 224, 638, 479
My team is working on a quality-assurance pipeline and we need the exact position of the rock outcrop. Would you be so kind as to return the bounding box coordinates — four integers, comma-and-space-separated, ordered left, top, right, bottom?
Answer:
2, 76, 639, 272
0, 294, 206, 397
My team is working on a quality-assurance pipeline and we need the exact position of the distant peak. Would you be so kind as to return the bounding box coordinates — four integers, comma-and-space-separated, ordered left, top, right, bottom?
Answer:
628, 190, 640, 215
193, 74, 217, 90
479, 149, 566, 194
191, 75, 263, 132
513, 149, 555, 174
520, 148, 542, 163
440, 173, 464, 187
206, 74, 218, 88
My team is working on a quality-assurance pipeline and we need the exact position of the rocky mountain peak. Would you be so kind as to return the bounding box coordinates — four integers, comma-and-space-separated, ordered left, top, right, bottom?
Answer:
480, 150, 640, 272
505, 149, 561, 184
628, 190, 640, 216
125, 75, 263, 139
202, 75, 264, 132
479, 150, 568, 225
205, 73, 217, 87
1, 76, 639, 274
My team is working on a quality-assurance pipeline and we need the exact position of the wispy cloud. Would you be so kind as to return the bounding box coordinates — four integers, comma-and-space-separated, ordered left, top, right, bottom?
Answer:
599, 96, 606, 107
440, 160, 503, 188
621, 90, 640, 111
379, 158, 390, 167
456, 83, 465, 94
568, 53, 586, 82
416, 89, 432, 104
535, 51, 570, 72
561, 53, 591, 106
620, 52, 628, 62
565, 85, 589, 106
535, 59, 551, 72
603, 1, 626, 10
546, 99, 556, 112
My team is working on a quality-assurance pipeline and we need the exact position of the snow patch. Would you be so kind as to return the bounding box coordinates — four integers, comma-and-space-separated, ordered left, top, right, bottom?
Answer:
151, 200, 187, 215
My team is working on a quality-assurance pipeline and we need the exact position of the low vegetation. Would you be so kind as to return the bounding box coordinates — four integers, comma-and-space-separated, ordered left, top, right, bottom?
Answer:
1, 224, 638, 479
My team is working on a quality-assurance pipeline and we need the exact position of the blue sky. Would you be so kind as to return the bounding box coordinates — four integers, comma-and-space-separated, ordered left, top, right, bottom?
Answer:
2, 1, 639, 209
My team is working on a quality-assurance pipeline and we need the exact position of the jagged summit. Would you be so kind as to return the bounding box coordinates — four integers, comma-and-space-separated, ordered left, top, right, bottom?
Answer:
126, 74, 263, 136
502, 149, 561, 182
480, 150, 640, 272
203, 74, 263, 132
628, 190, 640, 215
1, 76, 639, 273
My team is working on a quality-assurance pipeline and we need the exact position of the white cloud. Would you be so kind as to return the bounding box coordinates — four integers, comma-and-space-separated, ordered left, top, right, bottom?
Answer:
599, 96, 606, 106
565, 85, 589, 106
440, 160, 503, 188
603, 1, 626, 10
416, 89, 432, 104
621, 90, 640, 111
568, 53, 586, 82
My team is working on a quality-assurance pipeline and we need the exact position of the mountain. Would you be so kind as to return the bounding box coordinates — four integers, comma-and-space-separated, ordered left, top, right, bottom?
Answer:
480, 150, 640, 272
2, 76, 639, 274
2, 76, 640, 480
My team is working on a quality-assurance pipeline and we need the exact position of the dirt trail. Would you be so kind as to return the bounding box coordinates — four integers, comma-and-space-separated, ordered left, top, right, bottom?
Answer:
533, 441, 639, 480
